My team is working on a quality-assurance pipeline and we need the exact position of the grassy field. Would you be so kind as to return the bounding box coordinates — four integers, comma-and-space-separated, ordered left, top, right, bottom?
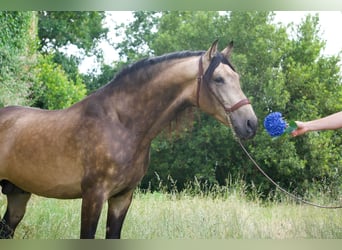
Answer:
1, 187, 341, 239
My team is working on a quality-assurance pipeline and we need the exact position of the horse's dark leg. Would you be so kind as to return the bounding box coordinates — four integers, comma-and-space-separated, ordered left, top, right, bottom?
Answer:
0, 181, 31, 239
80, 190, 105, 239
105, 190, 134, 239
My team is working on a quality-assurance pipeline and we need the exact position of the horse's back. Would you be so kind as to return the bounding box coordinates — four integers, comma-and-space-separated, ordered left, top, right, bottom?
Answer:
0, 105, 48, 128
0, 105, 54, 144
0, 105, 30, 124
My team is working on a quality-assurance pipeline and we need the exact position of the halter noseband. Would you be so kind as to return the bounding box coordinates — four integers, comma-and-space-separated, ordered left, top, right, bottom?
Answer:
196, 55, 250, 113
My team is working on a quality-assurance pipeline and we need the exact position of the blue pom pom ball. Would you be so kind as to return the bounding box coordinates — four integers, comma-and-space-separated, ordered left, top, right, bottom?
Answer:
264, 112, 287, 137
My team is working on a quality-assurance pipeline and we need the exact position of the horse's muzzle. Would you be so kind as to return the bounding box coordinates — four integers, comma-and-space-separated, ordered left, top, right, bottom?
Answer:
233, 116, 258, 140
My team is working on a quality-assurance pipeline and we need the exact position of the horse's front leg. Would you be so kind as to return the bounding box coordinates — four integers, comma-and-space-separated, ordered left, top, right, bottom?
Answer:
105, 189, 134, 239
80, 189, 106, 239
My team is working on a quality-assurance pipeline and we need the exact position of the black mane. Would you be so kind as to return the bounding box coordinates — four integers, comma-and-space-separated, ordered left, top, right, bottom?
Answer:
113, 51, 205, 83
103, 50, 236, 90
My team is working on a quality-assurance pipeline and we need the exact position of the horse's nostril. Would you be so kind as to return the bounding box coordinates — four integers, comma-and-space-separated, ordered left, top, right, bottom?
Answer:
247, 119, 253, 132
246, 119, 257, 136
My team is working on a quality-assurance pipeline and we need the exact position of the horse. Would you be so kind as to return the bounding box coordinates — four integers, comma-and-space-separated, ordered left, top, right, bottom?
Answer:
0, 40, 258, 239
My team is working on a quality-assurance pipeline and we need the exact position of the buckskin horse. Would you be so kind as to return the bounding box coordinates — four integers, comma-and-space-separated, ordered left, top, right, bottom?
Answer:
0, 40, 257, 239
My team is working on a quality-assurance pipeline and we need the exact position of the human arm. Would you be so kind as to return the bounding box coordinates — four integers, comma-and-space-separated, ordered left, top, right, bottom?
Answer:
291, 111, 342, 137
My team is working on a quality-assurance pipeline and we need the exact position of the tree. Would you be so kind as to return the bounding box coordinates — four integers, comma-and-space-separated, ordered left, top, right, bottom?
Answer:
116, 11, 342, 197
32, 54, 87, 110
36, 11, 109, 97
23, 11, 109, 109
114, 11, 159, 62
0, 11, 37, 108
82, 62, 123, 94
38, 11, 108, 55
280, 15, 342, 193
0, 11, 37, 107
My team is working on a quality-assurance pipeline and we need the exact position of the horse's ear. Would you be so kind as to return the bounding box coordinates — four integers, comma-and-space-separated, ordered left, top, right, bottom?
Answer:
205, 39, 219, 61
222, 41, 234, 59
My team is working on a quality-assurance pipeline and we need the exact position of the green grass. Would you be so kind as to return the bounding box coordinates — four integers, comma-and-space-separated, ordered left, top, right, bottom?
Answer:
1, 187, 341, 239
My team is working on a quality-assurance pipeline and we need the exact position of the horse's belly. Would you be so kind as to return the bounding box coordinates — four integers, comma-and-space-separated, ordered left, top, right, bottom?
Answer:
8, 171, 81, 199
37, 182, 83, 199
1, 148, 84, 198
0, 134, 83, 198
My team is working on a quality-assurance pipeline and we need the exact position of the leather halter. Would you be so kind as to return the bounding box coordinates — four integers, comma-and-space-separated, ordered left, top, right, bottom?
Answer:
196, 55, 250, 113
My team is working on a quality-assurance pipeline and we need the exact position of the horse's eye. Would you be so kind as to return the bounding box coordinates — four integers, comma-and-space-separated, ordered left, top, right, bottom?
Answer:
214, 77, 224, 84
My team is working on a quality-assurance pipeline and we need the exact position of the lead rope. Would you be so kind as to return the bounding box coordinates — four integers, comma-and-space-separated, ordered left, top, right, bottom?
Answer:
238, 140, 342, 209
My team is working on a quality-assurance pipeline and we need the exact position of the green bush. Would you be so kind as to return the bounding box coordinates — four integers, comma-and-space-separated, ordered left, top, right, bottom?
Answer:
33, 54, 87, 110
0, 11, 37, 107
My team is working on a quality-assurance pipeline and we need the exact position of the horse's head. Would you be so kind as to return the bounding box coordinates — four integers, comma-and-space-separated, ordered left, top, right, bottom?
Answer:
195, 40, 258, 140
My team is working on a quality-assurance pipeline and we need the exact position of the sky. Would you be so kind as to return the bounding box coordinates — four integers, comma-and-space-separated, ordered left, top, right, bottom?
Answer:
273, 11, 342, 56
78, 11, 342, 74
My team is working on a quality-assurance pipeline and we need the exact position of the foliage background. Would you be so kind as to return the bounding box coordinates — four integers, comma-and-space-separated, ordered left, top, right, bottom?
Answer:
0, 11, 341, 198
0, 11, 37, 107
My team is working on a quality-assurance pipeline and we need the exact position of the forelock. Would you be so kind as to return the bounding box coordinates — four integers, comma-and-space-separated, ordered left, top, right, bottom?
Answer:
203, 53, 235, 83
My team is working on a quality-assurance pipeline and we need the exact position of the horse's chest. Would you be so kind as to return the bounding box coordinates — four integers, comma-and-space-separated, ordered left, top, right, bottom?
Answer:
82, 142, 150, 196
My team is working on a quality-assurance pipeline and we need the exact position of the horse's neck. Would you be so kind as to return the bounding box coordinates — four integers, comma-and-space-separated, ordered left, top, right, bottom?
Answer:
100, 56, 199, 141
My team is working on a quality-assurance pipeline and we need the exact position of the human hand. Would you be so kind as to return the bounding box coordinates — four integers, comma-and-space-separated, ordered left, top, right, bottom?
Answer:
291, 121, 308, 137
